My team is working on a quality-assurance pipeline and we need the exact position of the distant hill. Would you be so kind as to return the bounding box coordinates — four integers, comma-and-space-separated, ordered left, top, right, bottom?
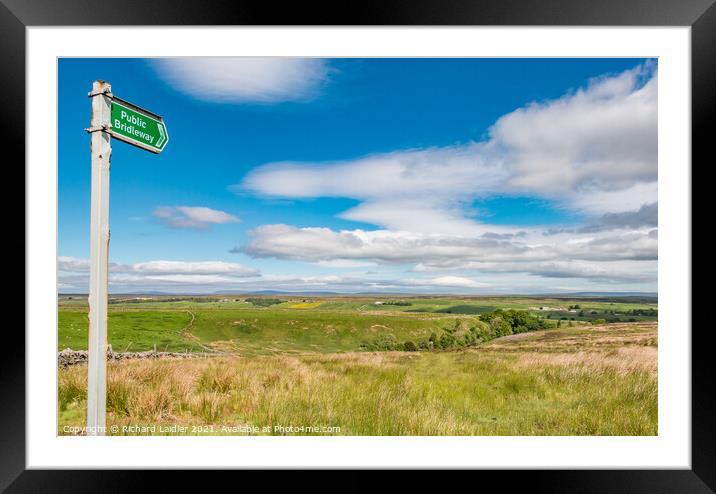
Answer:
537, 292, 658, 303
59, 290, 657, 301
548, 291, 656, 298
216, 290, 344, 296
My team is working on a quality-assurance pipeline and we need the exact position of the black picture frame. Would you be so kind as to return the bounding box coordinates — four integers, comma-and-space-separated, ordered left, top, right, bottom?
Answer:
7, 0, 709, 490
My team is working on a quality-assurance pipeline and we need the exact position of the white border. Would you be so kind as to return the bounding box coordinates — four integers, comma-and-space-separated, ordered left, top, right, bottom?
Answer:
27, 27, 691, 469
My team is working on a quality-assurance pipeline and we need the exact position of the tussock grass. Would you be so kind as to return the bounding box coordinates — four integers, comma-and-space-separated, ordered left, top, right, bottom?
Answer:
58, 370, 86, 411
58, 323, 657, 436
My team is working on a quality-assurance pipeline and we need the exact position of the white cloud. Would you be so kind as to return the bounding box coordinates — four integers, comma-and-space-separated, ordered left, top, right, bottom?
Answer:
128, 260, 255, 276
242, 145, 506, 201
494, 64, 657, 197
239, 63, 657, 234
240, 146, 506, 235
58, 257, 258, 278
403, 276, 488, 288
567, 183, 658, 215
233, 222, 657, 289
109, 273, 247, 286
260, 274, 345, 285
313, 259, 377, 268
241, 224, 657, 265
339, 199, 502, 236
526, 260, 654, 283
153, 206, 240, 229
415, 259, 655, 284
57, 255, 654, 295
57, 256, 90, 272
151, 58, 329, 103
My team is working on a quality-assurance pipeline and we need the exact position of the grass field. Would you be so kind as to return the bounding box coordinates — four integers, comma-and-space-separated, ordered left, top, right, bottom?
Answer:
59, 306, 471, 355
58, 294, 657, 354
58, 322, 657, 435
57, 294, 658, 435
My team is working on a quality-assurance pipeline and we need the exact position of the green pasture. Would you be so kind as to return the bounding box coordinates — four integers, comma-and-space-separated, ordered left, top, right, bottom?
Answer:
58, 295, 656, 354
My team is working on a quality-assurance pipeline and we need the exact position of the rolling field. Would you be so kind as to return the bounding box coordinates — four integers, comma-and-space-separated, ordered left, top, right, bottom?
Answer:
57, 294, 658, 435
59, 306, 469, 355
58, 295, 657, 354
58, 322, 657, 435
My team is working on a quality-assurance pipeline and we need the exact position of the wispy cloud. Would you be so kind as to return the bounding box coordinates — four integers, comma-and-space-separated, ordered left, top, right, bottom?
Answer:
57, 255, 652, 294
403, 276, 488, 289
239, 224, 657, 267
58, 256, 258, 277
151, 58, 330, 103
153, 206, 240, 230
577, 203, 658, 233
412, 259, 655, 284
239, 63, 657, 233
313, 259, 378, 268
58, 257, 260, 293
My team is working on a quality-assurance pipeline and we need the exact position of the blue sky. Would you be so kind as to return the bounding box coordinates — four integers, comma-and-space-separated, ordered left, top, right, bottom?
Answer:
58, 58, 657, 294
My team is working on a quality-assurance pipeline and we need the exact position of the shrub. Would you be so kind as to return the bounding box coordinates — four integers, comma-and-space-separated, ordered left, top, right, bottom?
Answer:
360, 333, 399, 351
245, 298, 282, 307
418, 340, 431, 351
463, 332, 477, 347
480, 309, 548, 335
403, 341, 418, 352
439, 332, 457, 349
364, 309, 547, 354
429, 332, 440, 349
376, 334, 398, 350
488, 317, 512, 338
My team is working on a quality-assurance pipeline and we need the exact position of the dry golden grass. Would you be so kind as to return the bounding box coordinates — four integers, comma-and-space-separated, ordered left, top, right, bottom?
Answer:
514, 346, 657, 375
485, 322, 657, 351
58, 323, 658, 436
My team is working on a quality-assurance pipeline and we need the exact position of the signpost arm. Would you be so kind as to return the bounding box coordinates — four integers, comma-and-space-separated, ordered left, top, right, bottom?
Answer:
86, 80, 112, 436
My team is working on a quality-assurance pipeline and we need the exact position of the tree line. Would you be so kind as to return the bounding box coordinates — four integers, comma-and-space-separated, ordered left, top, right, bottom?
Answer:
360, 309, 549, 352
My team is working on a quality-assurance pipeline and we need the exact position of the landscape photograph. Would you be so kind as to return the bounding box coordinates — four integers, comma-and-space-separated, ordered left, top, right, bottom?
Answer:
57, 57, 658, 436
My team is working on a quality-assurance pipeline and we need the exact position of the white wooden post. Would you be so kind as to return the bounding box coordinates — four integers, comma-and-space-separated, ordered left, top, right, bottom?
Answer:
86, 80, 112, 436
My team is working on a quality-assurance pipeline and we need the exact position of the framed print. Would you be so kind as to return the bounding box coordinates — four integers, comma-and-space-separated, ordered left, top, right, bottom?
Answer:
8, 0, 711, 490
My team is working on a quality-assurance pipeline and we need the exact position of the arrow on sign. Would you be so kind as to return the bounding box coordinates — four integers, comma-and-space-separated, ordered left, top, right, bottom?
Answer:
156, 124, 167, 148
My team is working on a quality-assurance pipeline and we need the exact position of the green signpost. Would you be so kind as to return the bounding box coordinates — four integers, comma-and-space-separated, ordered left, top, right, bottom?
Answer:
109, 97, 169, 153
